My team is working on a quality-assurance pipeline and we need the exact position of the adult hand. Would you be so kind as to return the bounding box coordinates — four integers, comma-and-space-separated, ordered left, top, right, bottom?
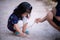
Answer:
35, 18, 42, 23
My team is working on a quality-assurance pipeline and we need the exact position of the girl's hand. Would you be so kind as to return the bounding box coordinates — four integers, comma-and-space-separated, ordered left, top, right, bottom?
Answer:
35, 18, 42, 23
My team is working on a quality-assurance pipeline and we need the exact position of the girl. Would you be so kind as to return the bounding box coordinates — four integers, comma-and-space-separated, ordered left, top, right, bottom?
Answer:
35, 0, 60, 31
7, 2, 32, 37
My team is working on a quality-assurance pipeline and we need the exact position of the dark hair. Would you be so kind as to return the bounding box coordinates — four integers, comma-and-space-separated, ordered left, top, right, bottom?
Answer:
52, 0, 57, 2
13, 2, 32, 20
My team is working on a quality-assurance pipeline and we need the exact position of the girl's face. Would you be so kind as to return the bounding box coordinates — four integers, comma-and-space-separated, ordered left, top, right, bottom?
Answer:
22, 12, 29, 17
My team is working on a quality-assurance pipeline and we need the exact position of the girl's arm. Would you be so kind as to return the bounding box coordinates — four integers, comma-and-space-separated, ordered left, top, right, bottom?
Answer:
22, 23, 28, 33
14, 24, 27, 36
47, 18, 60, 31
40, 15, 47, 22
35, 9, 49, 23
47, 11, 60, 31
22, 16, 28, 32
47, 14, 60, 31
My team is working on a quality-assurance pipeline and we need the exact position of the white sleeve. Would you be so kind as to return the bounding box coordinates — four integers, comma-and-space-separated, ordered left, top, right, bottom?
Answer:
22, 17, 28, 24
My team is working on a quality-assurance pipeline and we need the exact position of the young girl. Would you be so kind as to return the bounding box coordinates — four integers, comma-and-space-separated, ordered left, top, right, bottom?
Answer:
35, 0, 60, 31
7, 2, 32, 37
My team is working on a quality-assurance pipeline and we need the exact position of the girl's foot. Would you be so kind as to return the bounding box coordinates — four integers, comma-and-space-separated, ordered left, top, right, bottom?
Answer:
20, 33, 27, 37
15, 32, 27, 37
15, 32, 20, 35
25, 29, 29, 34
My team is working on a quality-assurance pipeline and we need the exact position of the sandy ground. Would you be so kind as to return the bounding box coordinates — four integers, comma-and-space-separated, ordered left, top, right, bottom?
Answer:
0, 0, 60, 40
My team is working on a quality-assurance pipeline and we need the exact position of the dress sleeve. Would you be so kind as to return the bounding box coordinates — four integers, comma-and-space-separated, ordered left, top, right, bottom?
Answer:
11, 16, 18, 24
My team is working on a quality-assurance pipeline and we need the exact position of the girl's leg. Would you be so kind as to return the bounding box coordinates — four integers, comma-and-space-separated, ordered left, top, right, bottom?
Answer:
47, 12, 60, 31
8, 26, 27, 37
22, 23, 27, 33
52, 7, 56, 16
22, 23, 29, 34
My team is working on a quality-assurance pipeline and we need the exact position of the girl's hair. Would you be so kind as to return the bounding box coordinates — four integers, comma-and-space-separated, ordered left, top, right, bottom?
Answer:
52, 0, 57, 2
13, 2, 32, 20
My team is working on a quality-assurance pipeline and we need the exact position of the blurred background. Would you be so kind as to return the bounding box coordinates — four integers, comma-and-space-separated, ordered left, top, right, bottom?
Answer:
0, 0, 60, 40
